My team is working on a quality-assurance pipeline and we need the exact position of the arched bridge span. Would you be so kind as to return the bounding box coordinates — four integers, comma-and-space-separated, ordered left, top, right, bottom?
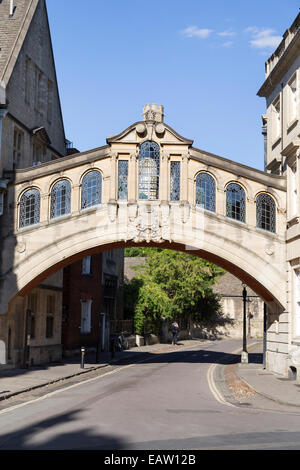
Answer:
1, 115, 287, 315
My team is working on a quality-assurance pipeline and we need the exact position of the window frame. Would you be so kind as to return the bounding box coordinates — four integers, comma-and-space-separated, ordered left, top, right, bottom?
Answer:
226, 183, 246, 223
50, 179, 71, 219
138, 141, 160, 201
256, 192, 276, 233
81, 170, 102, 210
19, 188, 41, 228
195, 172, 216, 212
170, 161, 181, 202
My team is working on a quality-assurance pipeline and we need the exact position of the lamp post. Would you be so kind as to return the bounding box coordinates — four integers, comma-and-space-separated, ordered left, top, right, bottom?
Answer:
241, 284, 248, 364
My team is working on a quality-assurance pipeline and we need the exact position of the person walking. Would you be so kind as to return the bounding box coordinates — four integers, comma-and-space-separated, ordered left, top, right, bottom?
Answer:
171, 320, 179, 345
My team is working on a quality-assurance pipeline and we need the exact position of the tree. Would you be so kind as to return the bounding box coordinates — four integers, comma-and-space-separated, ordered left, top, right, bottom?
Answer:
124, 248, 225, 335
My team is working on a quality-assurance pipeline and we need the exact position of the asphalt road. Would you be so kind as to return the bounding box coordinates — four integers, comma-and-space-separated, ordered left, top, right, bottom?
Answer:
1, 339, 300, 450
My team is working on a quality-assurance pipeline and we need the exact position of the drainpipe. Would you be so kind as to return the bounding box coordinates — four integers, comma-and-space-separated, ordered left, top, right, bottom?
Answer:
101, 313, 106, 351
0, 103, 8, 213
0, 105, 8, 170
263, 303, 267, 369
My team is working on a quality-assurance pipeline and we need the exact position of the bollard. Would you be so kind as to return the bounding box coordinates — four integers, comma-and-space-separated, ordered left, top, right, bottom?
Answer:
81, 347, 85, 369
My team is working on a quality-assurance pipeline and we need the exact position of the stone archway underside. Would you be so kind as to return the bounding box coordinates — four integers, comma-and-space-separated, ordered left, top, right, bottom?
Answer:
17, 241, 278, 308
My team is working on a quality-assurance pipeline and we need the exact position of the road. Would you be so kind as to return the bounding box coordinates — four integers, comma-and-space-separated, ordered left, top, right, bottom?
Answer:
0, 339, 300, 450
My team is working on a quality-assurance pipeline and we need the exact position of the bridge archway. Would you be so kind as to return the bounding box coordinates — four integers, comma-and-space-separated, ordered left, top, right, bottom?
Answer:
13, 226, 284, 314
1, 113, 287, 319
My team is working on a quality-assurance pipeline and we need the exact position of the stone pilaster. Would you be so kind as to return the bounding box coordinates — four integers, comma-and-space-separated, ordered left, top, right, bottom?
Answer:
128, 151, 138, 202
109, 153, 118, 202
160, 149, 169, 202
181, 154, 189, 203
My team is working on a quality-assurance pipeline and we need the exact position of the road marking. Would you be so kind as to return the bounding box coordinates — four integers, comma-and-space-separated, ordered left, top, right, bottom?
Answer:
206, 343, 261, 408
0, 341, 213, 415
207, 363, 236, 408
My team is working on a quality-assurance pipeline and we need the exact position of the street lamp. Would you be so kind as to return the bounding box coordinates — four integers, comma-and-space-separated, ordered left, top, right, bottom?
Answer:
241, 284, 248, 364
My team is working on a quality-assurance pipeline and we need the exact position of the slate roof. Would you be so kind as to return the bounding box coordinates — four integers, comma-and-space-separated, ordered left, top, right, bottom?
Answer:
0, 0, 39, 85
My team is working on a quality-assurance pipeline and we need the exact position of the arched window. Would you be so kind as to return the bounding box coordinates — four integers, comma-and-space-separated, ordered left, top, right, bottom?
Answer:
196, 173, 216, 212
81, 171, 102, 209
226, 183, 246, 222
19, 189, 40, 228
50, 180, 71, 219
256, 193, 276, 233
138, 141, 160, 200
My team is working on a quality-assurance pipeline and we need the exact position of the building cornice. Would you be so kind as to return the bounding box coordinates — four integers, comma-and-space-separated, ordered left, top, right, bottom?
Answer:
257, 32, 300, 98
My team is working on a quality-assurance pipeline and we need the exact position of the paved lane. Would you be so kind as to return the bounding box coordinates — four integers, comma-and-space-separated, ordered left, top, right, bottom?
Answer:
1, 339, 300, 450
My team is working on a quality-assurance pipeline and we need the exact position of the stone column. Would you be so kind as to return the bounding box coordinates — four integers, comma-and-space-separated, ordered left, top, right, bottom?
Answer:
160, 150, 169, 202
181, 154, 189, 203
109, 153, 118, 202
72, 184, 81, 214
216, 187, 225, 216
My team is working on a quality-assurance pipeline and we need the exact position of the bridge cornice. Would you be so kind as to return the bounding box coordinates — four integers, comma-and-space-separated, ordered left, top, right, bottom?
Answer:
190, 147, 286, 191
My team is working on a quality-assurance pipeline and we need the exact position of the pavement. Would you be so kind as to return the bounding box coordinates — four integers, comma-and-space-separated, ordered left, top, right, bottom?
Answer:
1, 338, 300, 411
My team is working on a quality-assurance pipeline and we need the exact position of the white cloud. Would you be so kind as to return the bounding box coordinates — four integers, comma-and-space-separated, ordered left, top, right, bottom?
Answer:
222, 41, 233, 47
245, 27, 282, 49
181, 26, 214, 39
217, 31, 237, 37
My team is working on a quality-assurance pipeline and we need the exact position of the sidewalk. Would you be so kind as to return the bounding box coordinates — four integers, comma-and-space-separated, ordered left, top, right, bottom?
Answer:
224, 342, 300, 408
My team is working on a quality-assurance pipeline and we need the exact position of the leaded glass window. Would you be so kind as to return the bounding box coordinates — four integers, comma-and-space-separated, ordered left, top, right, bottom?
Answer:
50, 180, 71, 219
170, 162, 180, 201
19, 189, 40, 228
118, 161, 128, 200
256, 193, 276, 233
196, 173, 216, 212
81, 171, 102, 210
138, 141, 160, 200
226, 183, 246, 222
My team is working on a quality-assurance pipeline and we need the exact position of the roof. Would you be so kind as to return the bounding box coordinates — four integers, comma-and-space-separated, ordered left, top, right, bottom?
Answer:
212, 272, 258, 297
0, 0, 39, 85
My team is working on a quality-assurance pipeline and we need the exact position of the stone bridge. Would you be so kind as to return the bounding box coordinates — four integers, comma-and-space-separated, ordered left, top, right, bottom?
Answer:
1, 105, 287, 316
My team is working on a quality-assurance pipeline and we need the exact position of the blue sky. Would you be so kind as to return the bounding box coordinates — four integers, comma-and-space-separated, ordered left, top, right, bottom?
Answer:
47, 0, 299, 170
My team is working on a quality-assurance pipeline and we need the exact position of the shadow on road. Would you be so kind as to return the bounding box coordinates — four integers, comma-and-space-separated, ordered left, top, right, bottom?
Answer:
0, 408, 125, 450
0, 340, 263, 384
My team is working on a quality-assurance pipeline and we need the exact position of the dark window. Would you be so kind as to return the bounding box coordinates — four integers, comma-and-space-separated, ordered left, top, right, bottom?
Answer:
46, 316, 54, 338
170, 162, 181, 201
256, 193, 276, 233
50, 180, 71, 219
19, 189, 40, 228
226, 183, 246, 222
118, 161, 128, 200
30, 315, 35, 339
196, 173, 216, 212
81, 171, 102, 209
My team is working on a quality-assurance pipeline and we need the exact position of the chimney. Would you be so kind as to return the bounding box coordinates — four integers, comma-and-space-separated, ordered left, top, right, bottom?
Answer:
9, 0, 14, 17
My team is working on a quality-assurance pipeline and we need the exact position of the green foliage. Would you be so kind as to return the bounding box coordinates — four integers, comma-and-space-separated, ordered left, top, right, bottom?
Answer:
123, 277, 143, 320
124, 248, 225, 335
124, 247, 162, 257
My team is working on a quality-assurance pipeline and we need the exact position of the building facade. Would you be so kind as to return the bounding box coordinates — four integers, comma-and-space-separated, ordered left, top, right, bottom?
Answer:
0, 0, 67, 368
62, 250, 124, 355
0, 0, 124, 367
258, 13, 300, 374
